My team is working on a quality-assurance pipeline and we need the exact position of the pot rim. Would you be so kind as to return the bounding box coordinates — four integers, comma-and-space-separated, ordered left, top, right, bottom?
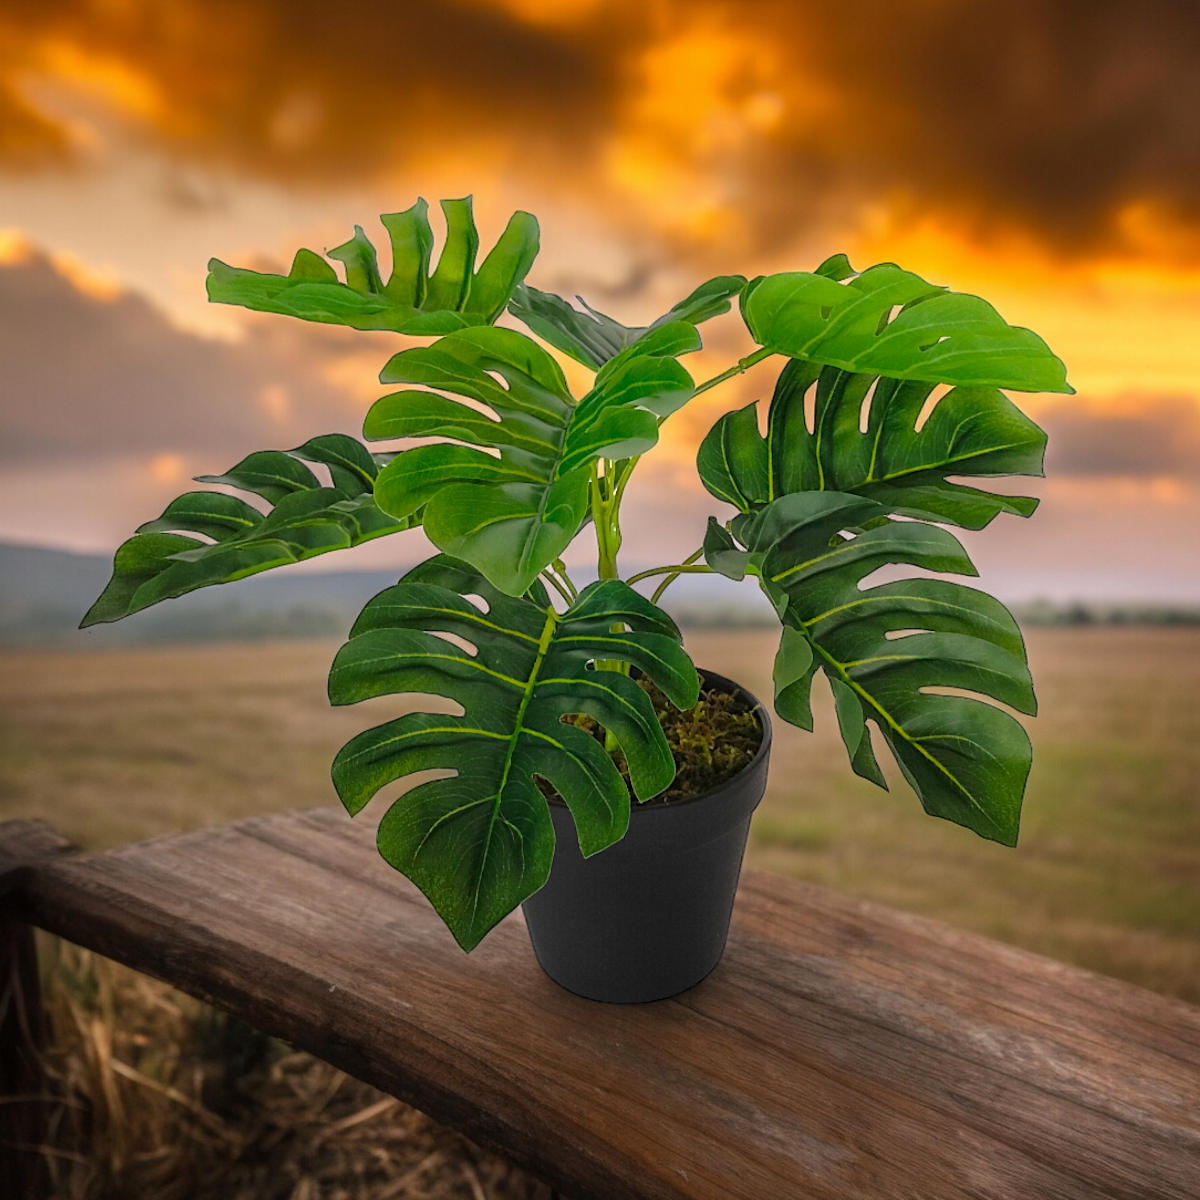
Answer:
547, 666, 773, 813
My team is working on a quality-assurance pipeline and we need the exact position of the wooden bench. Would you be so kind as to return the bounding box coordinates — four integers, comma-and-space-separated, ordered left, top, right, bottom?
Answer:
2, 808, 1197, 1199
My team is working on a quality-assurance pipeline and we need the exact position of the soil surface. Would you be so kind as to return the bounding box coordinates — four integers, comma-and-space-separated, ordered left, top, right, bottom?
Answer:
545, 675, 764, 805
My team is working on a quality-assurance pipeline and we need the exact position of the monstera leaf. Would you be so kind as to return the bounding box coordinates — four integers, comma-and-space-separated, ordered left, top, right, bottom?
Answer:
207, 197, 539, 335
698, 357, 1049, 529
328, 555, 700, 950
81, 435, 418, 626
366, 324, 695, 595
709, 492, 1035, 845
743, 260, 1072, 394
509, 274, 745, 370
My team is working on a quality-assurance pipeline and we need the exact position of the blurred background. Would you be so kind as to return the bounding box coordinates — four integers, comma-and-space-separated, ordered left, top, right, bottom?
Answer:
2, 0, 1200, 601
1, 4, 1197, 1192
1, 0, 1197, 986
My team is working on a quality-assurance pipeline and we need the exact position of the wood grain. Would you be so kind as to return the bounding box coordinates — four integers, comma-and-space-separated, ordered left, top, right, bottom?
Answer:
0, 819, 73, 895
1, 809, 1196, 1200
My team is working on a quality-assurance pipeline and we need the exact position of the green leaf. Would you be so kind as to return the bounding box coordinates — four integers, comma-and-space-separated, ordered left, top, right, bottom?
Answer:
814, 253, 855, 282
725, 491, 1035, 845
508, 275, 746, 370
328, 556, 700, 950
367, 325, 693, 595
698, 356, 1048, 529
744, 260, 1072, 393
696, 401, 771, 512
206, 197, 539, 333
829, 675, 888, 788
702, 516, 749, 581
81, 435, 418, 626
772, 626, 816, 730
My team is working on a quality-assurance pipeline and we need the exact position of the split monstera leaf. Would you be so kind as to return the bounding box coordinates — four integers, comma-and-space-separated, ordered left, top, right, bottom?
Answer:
328, 556, 698, 950
508, 274, 746, 369
84, 199, 1071, 950
697, 255, 1068, 847
364, 323, 701, 596
207, 197, 540, 335
81, 435, 418, 625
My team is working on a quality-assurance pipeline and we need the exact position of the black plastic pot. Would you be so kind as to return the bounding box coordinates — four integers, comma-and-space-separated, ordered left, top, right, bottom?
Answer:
521, 669, 772, 1003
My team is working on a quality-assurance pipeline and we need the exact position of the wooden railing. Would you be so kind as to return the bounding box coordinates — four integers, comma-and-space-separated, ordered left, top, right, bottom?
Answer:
2, 808, 1197, 1199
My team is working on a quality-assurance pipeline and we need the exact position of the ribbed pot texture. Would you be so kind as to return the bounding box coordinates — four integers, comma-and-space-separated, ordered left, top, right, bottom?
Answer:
521, 669, 772, 1003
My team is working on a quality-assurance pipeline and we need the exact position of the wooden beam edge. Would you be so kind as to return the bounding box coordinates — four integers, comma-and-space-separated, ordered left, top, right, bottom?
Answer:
0, 820, 76, 898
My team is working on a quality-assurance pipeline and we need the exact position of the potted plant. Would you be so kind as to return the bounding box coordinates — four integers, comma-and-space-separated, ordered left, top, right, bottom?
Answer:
82, 197, 1070, 1002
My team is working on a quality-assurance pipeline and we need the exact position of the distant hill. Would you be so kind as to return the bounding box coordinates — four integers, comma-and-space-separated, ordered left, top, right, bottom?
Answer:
5, 542, 1191, 648
0, 541, 779, 646
0, 542, 402, 646
0, 542, 774, 647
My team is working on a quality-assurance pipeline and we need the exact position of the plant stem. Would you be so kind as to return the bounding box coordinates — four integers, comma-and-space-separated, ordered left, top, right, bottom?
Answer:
651, 565, 713, 605
591, 460, 622, 582
692, 346, 776, 398
611, 456, 638, 509
625, 547, 706, 588
583, 347, 772, 749
590, 460, 627, 712
549, 559, 578, 600
540, 571, 574, 608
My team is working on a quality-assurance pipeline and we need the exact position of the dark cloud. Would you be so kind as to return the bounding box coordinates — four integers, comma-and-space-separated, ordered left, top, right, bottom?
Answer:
638, 0, 1200, 259
798, 0, 1200, 252
0, 249, 381, 465
0, 80, 71, 168
1040, 394, 1200, 478
0, 0, 611, 184
3, 1, 1198, 258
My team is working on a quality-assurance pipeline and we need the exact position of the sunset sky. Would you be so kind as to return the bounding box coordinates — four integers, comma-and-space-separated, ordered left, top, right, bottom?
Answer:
2, 0, 1198, 601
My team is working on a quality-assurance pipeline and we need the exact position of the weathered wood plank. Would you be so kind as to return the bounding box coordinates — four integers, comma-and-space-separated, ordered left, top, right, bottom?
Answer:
1, 810, 1196, 1200
0, 819, 73, 893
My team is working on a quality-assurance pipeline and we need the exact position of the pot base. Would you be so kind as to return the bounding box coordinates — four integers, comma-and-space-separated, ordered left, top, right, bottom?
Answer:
524, 818, 757, 1003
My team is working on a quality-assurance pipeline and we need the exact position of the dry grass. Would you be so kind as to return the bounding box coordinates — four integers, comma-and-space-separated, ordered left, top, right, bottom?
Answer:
2, 629, 1197, 999
0, 641, 372, 849
708, 626, 1200, 1003
34, 937, 555, 1200
2, 626, 1198, 1195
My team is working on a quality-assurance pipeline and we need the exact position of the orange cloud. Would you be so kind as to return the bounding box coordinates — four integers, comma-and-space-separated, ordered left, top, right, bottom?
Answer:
0, 229, 34, 264
602, 19, 829, 247
34, 40, 165, 126
0, 243, 365, 466
0, 78, 72, 166
1, 0, 1197, 273
0, 0, 609, 186
48, 247, 122, 301
1, 0, 1198, 520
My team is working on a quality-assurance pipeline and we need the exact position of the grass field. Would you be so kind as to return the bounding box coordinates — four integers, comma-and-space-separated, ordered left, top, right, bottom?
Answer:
2, 627, 1198, 1002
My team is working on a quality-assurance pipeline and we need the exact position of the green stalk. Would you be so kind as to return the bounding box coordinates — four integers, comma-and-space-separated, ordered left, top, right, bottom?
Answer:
626, 547, 705, 589
625, 549, 715, 604
590, 459, 630, 752
591, 460, 622, 582
691, 346, 776, 398
550, 559, 578, 600
540, 570, 574, 608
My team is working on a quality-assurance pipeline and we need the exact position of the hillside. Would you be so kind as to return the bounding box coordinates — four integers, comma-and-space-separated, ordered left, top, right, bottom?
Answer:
0, 542, 775, 645
0, 542, 402, 645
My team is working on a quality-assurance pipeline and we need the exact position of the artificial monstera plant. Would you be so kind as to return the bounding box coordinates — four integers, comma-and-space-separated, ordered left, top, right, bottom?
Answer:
83, 197, 1071, 951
